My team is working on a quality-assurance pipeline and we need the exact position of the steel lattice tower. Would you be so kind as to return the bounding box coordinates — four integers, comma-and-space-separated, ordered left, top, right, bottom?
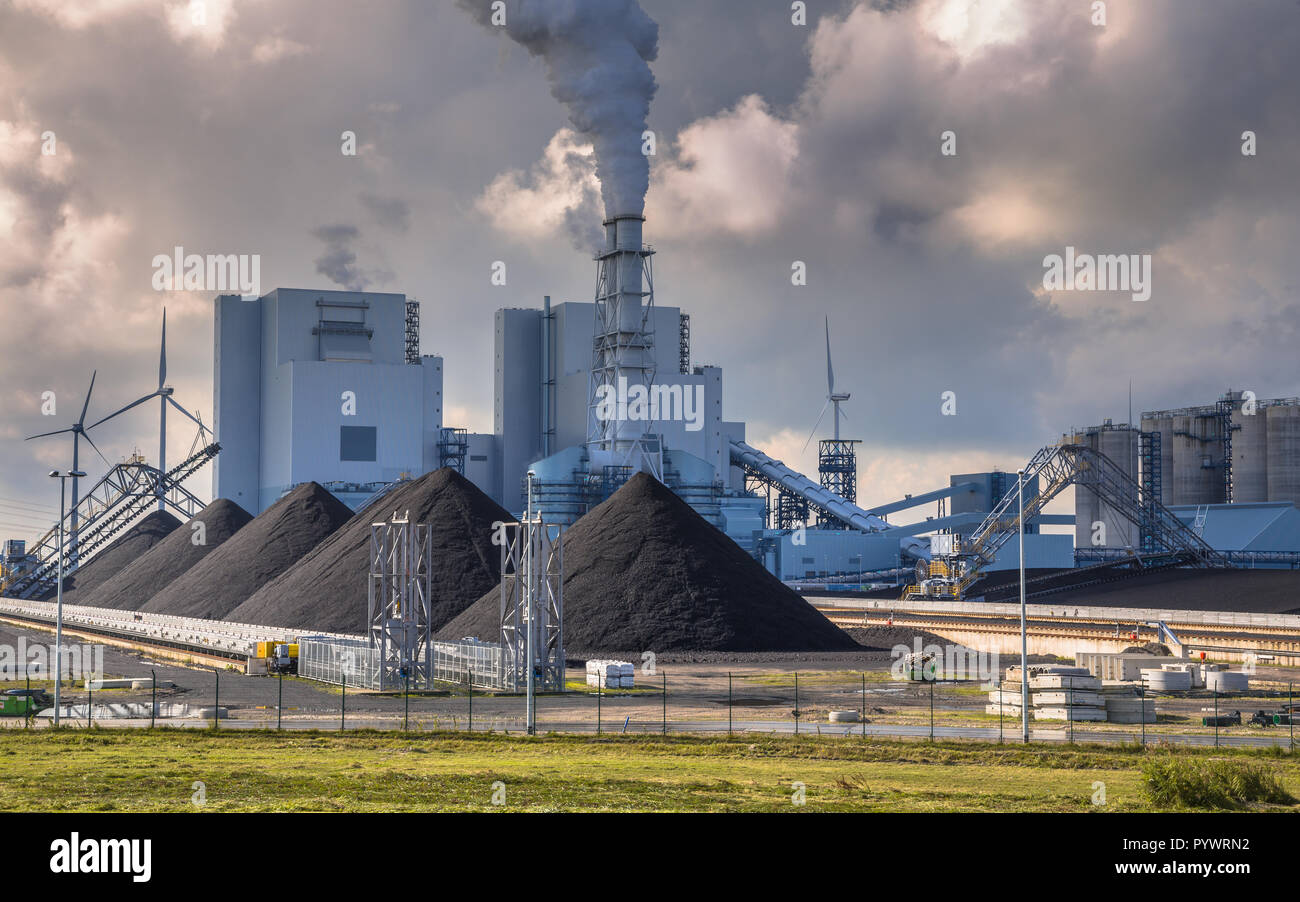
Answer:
499, 517, 565, 693
587, 214, 661, 479
818, 438, 860, 528
367, 512, 433, 690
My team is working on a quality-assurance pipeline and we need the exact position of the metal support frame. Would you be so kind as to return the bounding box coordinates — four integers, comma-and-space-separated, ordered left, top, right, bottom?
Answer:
1215, 397, 1239, 503
404, 299, 420, 365
776, 492, 810, 531
586, 215, 661, 479
498, 517, 565, 694
5, 444, 220, 598
818, 438, 860, 526
437, 427, 468, 474
678, 312, 690, 375
1138, 429, 1162, 553
367, 512, 434, 691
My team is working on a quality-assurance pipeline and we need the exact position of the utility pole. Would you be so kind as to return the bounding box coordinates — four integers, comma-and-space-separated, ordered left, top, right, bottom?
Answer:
525, 469, 536, 736
1018, 468, 1029, 744
49, 470, 84, 727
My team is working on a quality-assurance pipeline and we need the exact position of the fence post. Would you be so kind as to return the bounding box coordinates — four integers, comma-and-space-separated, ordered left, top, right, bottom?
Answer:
87, 674, 93, 727
214, 668, 220, 731
467, 673, 473, 734
794, 671, 799, 736
278, 671, 283, 730
1290, 681, 1293, 750
728, 671, 733, 736
999, 684, 1003, 744
404, 670, 410, 732
1214, 689, 1219, 747
928, 678, 934, 741
661, 671, 666, 736
341, 674, 346, 732
1068, 684, 1073, 744
597, 680, 602, 736
150, 669, 156, 729
25, 673, 31, 729
1139, 684, 1145, 746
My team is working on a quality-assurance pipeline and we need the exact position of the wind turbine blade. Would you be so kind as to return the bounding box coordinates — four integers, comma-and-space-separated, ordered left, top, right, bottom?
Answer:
802, 400, 830, 453
83, 432, 111, 468
158, 307, 167, 389
25, 427, 74, 441
167, 396, 207, 432
79, 370, 97, 427
87, 392, 158, 430
825, 316, 834, 395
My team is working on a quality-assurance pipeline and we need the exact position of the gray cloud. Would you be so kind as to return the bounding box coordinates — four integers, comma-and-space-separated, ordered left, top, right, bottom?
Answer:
360, 193, 410, 232
0, 0, 1297, 531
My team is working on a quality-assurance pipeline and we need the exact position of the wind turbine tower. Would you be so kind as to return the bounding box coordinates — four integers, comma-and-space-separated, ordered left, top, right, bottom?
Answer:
91, 309, 210, 512
803, 317, 861, 521
24, 371, 114, 566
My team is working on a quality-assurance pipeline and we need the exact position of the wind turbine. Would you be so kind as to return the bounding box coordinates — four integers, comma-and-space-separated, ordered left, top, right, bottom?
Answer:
25, 371, 113, 566
90, 309, 209, 512
803, 316, 851, 452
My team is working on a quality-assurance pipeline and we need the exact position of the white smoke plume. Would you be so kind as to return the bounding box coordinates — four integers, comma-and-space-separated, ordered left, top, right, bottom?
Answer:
458, 0, 658, 219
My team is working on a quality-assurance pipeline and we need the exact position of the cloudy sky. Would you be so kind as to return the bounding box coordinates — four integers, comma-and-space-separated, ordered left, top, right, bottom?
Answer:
1, 0, 1298, 540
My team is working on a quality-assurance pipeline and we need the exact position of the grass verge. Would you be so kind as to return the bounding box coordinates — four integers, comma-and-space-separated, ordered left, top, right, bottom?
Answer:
0, 728, 1298, 813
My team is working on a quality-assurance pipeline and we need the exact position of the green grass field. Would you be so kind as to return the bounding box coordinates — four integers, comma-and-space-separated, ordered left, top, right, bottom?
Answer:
1, 729, 1298, 812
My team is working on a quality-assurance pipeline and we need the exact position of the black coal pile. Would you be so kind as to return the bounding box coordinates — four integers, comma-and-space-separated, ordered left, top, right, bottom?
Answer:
439, 472, 858, 653
228, 468, 514, 634
51, 510, 181, 603
140, 483, 353, 620
75, 499, 253, 611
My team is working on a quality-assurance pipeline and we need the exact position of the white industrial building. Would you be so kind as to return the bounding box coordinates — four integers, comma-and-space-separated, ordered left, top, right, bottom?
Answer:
212, 288, 443, 513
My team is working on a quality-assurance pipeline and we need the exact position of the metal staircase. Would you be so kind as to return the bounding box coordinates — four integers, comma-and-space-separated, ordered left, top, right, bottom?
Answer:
3, 443, 220, 599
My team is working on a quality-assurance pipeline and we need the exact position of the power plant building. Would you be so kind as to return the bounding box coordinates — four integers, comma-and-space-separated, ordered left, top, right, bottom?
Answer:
212, 288, 444, 513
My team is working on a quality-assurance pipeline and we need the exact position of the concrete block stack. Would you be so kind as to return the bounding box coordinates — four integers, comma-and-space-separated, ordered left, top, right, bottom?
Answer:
1100, 684, 1157, 723
986, 666, 1106, 721
1075, 652, 1174, 682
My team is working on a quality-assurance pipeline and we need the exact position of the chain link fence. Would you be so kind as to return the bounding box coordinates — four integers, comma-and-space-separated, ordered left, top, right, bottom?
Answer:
1, 666, 1294, 749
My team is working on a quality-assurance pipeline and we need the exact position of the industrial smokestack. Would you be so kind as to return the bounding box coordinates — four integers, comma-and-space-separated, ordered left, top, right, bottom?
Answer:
456, 0, 659, 218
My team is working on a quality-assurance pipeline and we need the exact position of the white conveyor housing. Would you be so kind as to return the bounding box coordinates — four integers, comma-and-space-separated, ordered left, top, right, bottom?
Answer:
728, 440, 930, 560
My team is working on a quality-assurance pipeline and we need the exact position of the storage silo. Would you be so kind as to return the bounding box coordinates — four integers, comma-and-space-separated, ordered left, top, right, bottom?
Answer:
1169, 412, 1224, 505
1231, 402, 1269, 502
1070, 422, 1139, 548
1266, 402, 1300, 506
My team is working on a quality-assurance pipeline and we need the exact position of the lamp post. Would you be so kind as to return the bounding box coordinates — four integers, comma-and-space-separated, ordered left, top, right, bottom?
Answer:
1018, 468, 1029, 744
49, 469, 86, 728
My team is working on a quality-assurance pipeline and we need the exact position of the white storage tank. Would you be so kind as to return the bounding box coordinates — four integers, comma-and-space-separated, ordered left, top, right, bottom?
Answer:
1232, 399, 1270, 502
1169, 414, 1224, 505
1069, 423, 1139, 547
